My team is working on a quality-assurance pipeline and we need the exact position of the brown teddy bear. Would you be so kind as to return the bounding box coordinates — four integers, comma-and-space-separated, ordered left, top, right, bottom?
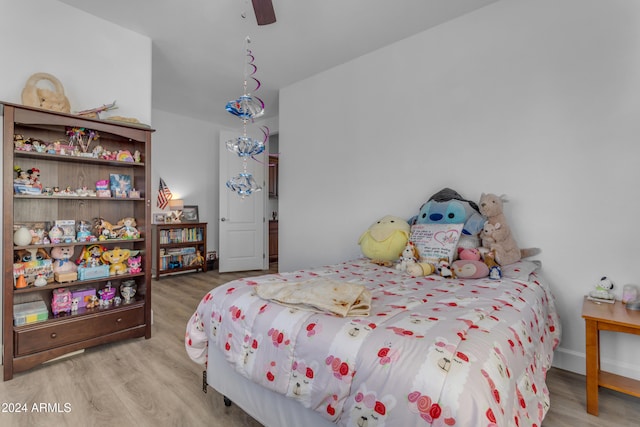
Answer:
478, 193, 524, 266
21, 72, 71, 113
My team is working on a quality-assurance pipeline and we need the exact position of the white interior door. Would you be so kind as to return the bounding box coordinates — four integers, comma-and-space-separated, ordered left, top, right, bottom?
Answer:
218, 131, 267, 273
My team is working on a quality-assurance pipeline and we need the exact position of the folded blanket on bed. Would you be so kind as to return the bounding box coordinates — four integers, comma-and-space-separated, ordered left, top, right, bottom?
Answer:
255, 279, 372, 317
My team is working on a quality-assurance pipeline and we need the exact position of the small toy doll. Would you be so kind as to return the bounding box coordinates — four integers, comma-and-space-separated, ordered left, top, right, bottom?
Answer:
127, 256, 142, 274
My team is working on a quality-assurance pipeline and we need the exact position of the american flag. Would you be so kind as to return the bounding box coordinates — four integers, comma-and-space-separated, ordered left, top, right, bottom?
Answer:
157, 178, 173, 209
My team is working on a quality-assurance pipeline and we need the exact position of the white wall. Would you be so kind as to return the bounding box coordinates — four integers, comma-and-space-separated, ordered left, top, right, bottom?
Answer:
149, 111, 279, 256
279, 0, 640, 379
0, 0, 151, 362
150, 109, 228, 250
0, 1, 152, 123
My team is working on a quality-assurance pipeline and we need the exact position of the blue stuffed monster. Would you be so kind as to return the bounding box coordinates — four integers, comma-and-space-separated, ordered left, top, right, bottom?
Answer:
410, 188, 486, 248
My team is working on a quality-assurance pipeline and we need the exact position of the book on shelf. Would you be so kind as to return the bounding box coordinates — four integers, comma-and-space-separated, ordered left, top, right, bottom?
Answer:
159, 226, 203, 244
159, 247, 199, 270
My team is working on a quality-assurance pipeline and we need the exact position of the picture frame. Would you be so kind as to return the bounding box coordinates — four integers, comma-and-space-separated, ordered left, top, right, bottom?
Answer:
109, 173, 132, 198
153, 213, 167, 224
182, 205, 199, 223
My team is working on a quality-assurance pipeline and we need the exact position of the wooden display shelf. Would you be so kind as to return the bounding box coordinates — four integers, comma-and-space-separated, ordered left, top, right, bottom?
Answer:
13, 272, 146, 295
2, 101, 154, 380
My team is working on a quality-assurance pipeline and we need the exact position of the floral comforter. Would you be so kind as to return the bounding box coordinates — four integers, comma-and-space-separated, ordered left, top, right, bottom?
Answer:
185, 259, 561, 427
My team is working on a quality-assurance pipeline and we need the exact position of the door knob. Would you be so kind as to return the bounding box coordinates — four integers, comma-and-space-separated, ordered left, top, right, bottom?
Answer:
220, 218, 226, 222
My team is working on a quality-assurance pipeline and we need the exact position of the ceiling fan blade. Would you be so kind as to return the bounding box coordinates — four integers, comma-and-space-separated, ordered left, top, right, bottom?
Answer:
252, 0, 276, 25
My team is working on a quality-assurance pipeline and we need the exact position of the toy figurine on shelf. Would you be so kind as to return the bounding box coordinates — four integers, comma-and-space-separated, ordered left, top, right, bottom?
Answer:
76, 220, 95, 242
190, 250, 205, 266
98, 282, 116, 306
48, 225, 64, 243
34, 274, 47, 287
75, 101, 117, 119
93, 217, 117, 240
13, 166, 30, 184
27, 168, 42, 189
167, 210, 182, 223
31, 140, 46, 153
14, 134, 32, 151
77, 244, 106, 267
115, 217, 139, 239
13, 166, 42, 195
127, 256, 142, 274
85, 295, 99, 309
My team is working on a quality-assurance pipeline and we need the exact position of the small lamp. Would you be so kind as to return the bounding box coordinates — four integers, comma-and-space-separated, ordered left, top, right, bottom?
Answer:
168, 199, 184, 211
168, 199, 184, 223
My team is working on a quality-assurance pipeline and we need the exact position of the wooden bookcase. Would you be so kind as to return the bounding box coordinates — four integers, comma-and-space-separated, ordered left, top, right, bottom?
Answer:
2, 102, 153, 380
153, 222, 207, 279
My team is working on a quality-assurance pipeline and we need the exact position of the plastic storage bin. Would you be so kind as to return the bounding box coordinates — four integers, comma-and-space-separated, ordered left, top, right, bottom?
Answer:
13, 300, 49, 326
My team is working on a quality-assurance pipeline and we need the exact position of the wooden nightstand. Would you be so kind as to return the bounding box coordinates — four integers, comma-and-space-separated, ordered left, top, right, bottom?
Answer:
582, 296, 640, 415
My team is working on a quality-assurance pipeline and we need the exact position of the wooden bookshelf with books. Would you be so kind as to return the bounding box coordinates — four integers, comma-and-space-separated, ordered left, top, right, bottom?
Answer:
153, 222, 207, 279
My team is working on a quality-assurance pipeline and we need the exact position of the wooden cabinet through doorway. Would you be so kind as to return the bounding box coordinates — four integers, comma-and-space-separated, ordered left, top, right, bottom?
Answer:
268, 155, 278, 198
269, 220, 278, 262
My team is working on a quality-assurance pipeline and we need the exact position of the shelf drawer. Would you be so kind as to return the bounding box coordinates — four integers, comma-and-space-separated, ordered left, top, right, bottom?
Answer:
14, 305, 145, 356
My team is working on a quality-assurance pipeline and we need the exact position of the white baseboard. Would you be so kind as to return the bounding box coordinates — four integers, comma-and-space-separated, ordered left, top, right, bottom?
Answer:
552, 346, 640, 381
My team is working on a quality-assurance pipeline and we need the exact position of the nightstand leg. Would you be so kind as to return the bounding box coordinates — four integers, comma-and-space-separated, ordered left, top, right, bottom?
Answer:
585, 319, 599, 415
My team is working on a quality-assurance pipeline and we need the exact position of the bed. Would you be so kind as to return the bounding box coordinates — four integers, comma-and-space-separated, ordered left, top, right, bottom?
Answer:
186, 258, 560, 427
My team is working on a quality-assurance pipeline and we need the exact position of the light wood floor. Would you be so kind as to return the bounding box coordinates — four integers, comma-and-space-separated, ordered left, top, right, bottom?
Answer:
1, 266, 639, 427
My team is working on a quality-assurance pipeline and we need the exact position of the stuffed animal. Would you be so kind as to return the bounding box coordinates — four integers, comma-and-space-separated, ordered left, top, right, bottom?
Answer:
452, 259, 489, 279
406, 262, 436, 276
127, 255, 142, 274
358, 215, 410, 266
590, 276, 615, 300
452, 247, 489, 279
410, 188, 486, 251
14, 247, 50, 263
115, 217, 139, 239
437, 258, 456, 279
396, 241, 418, 271
51, 246, 78, 274
101, 247, 131, 275
478, 193, 540, 266
481, 250, 502, 280
85, 295, 100, 309
457, 247, 481, 261
21, 72, 71, 113
480, 222, 498, 249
